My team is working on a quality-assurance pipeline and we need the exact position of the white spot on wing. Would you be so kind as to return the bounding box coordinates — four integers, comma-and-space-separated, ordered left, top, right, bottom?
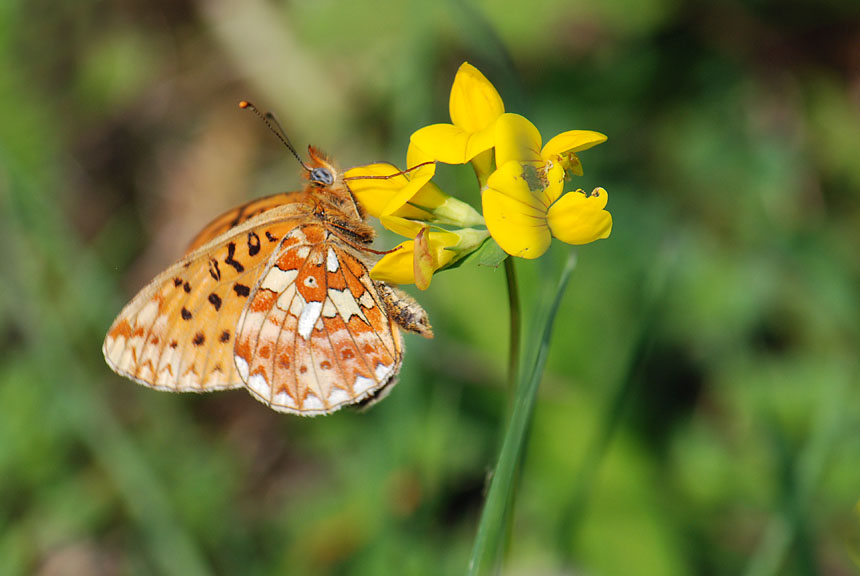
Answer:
359, 291, 375, 309
138, 300, 159, 325
289, 291, 306, 317
322, 299, 338, 318
375, 363, 394, 382
235, 355, 250, 381
273, 390, 297, 409
298, 301, 323, 339
262, 267, 298, 292
326, 247, 339, 272
328, 388, 350, 405
276, 284, 297, 312
303, 393, 325, 411
329, 288, 368, 324
354, 375, 374, 396
247, 372, 269, 399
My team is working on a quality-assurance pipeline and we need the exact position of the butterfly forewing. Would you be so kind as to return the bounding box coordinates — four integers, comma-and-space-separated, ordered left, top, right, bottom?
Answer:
185, 192, 303, 253
234, 224, 402, 414
103, 215, 303, 391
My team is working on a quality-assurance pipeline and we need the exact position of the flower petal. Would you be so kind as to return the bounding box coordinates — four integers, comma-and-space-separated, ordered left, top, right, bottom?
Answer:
494, 113, 543, 167
379, 214, 425, 238
449, 62, 504, 134
344, 162, 433, 220
344, 162, 407, 218
565, 153, 583, 177
464, 123, 497, 162
546, 187, 612, 245
482, 187, 552, 259
379, 215, 461, 248
487, 160, 563, 212
381, 166, 436, 217
413, 227, 434, 290
371, 241, 419, 285
541, 130, 607, 158
406, 141, 434, 167
410, 123, 471, 164
370, 228, 458, 286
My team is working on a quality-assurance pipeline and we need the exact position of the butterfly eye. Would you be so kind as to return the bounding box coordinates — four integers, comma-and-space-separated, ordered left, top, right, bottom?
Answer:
310, 167, 334, 186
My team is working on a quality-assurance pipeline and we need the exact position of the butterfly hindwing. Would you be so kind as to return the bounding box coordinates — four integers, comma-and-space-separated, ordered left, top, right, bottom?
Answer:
234, 224, 402, 415
103, 214, 302, 392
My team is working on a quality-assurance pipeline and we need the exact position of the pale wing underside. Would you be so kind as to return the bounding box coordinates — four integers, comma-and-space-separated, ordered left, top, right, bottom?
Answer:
234, 223, 403, 415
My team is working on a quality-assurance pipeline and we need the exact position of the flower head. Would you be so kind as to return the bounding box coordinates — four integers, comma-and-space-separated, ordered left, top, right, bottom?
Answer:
483, 114, 612, 259
346, 62, 612, 282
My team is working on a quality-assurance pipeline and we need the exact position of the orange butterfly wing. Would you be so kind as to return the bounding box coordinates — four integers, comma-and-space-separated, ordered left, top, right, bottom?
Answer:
234, 223, 402, 415
103, 205, 308, 391
185, 192, 302, 253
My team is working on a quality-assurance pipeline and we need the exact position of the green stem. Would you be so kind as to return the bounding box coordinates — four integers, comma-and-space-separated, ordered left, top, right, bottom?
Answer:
504, 256, 520, 405
500, 255, 521, 560
468, 251, 577, 576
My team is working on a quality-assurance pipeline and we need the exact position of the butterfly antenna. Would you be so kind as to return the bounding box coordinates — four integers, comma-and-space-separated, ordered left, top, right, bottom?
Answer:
239, 101, 311, 172
342, 161, 437, 182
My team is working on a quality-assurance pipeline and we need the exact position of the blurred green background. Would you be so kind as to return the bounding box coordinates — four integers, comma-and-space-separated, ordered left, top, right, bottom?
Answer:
2, 0, 859, 574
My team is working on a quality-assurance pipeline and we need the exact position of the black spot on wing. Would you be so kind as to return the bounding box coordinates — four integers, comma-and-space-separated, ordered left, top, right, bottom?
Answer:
208, 259, 221, 281
225, 242, 245, 273
248, 232, 261, 256
208, 293, 222, 311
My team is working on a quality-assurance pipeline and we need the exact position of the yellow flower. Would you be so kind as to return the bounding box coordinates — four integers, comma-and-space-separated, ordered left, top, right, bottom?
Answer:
370, 216, 487, 289
483, 114, 612, 259
410, 62, 505, 164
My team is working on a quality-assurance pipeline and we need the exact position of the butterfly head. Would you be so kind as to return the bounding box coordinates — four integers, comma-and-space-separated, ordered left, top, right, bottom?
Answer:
306, 146, 338, 188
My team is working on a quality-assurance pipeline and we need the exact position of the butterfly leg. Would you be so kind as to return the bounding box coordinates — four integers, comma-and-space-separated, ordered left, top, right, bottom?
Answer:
377, 283, 433, 338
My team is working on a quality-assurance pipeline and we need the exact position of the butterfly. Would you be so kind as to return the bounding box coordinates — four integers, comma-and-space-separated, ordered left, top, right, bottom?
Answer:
103, 136, 433, 416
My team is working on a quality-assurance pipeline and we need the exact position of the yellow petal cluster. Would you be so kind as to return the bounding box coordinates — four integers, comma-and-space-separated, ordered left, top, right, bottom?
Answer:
346, 61, 612, 286
484, 114, 612, 259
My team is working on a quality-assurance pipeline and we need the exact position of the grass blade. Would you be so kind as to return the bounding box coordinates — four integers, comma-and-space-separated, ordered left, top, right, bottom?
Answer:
468, 251, 578, 575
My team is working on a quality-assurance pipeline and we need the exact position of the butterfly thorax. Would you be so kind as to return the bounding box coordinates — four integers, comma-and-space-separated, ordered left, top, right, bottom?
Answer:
303, 146, 374, 246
